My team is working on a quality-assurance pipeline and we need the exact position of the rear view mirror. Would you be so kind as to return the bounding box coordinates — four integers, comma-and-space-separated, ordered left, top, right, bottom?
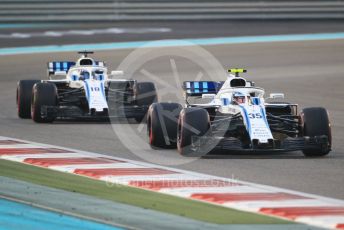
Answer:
269, 93, 285, 99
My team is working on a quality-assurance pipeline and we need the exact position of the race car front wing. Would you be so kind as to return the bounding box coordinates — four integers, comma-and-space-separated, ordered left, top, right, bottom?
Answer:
191, 135, 330, 152
41, 105, 148, 120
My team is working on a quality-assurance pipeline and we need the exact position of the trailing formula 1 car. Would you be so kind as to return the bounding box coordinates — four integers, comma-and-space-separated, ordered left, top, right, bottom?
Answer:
16, 51, 157, 123
147, 69, 331, 157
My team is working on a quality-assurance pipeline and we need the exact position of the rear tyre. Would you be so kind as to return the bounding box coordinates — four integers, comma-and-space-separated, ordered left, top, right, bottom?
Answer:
177, 108, 210, 157
301, 107, 331, 157
31, 82, 58, 123
134, 82, 158, 123
147, 102, 182, 149
16, 80, 40, 118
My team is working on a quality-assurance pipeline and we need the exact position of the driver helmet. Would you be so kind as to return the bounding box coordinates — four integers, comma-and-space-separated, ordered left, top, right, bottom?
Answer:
79, 70, 90, 80
92, 69, 104, 80
232, 91, 248, 104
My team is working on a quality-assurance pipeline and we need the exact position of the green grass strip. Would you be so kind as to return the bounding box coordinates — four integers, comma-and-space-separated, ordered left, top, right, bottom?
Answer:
0, 159, 290, 224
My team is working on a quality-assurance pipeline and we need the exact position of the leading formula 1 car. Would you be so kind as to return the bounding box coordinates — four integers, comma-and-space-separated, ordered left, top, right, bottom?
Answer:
16, 51, 157, 123
147, 69, 331, 157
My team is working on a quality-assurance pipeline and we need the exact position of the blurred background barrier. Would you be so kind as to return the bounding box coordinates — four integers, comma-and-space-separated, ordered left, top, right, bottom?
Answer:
0, 0, 344, 22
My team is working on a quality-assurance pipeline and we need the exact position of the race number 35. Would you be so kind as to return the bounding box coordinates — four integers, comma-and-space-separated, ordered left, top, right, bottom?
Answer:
249, 113, 262, 119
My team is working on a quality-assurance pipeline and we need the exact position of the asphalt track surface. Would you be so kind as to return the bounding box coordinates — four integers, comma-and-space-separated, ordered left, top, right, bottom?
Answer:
0, 21, 343, 200
2, 20, 344, 48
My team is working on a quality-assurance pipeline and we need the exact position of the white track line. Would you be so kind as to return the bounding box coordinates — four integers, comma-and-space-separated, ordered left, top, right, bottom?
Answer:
2, 153, 95, 161
50, 162, 148, 172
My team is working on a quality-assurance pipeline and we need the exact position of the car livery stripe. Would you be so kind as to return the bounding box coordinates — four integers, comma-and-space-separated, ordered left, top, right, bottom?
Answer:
239, 105, 252, 137
260, 105, 272, 134
252, 97, 261, 105
100, 82, 106, 100
221, 98, 229, 106
184, 81, 220, 95
55, 62, 60, 70
202, 82, 208, 93
0, 135, 343, 229
193, 82, 199, 93
84, 80, 91, 103
186, 82, 191, 89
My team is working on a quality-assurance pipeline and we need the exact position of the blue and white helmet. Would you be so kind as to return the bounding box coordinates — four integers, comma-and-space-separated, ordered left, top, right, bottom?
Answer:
232, 91, 248, 104
79, 70, 90, 80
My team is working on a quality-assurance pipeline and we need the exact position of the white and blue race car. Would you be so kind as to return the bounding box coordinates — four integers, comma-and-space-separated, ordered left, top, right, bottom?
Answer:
16, 51, 157, 122
147, 69, 331, 157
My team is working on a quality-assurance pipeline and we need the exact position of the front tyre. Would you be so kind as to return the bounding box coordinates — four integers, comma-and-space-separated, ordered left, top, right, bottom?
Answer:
31, 83, 58, 123
301, 107, 331, 157
147, 102, 182, 149
17, 80, 40, 118
134, 82, 158, 123
177, 108, 210, 157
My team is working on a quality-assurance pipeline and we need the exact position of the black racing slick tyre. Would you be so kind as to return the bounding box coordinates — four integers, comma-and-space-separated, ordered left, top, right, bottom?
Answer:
31, 82, 58, 123
147, 102, 182, 149
177, 108, 210, 157
301, 107, 332, 157
16, 80, 40, 118
134, 82, 158, 123
135, 82, 158, 106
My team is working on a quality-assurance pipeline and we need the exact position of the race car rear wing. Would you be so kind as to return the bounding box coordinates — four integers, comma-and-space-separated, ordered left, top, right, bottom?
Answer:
48, 61, 75, 76
47, 61, 106, 76
183, 81, 224, 96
